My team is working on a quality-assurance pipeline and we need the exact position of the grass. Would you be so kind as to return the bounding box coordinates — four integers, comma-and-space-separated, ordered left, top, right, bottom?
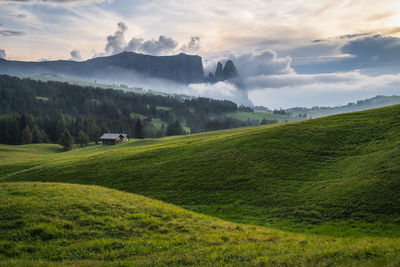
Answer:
223, 111, 301, 123
35, 96, 49, 101
26, 75, 128, 91
1, 105, 400, 239
0, 182, 399, 266
151, 118, 164, 129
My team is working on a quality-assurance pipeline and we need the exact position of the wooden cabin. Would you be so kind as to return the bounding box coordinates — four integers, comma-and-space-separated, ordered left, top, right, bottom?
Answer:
99, 133, 129, 145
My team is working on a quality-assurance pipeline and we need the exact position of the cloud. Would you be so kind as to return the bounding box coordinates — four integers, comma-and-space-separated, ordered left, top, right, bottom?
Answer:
341, 35, 400, 66
180, 36, 200, 53
248, 72, 400, 109
70, 49, 82, 60
86, 65, 253, 106
340, 33, 371, 39
245, 72, 362, 90
0, 29, 24, 36
292, 34, 400, 74
104, 21, 127, 55
204, 50, 293, 79
139, 35, 178, 55
201, 47, 400, 108
201, 49, 294, 103
311, 39, 326, 43
231, 50, 293, 78
0, 0, 107, 3
0, 49, 5, 59
187, 81, 253, 106
126, 35, 178, 55
104, 22, 179, 56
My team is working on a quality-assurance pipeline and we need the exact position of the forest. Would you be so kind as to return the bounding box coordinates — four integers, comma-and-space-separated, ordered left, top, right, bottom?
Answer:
0, 75, 262, 145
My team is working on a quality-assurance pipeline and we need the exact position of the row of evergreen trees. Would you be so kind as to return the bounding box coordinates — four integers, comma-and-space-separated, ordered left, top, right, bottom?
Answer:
0, 75, 260, 145
0, 111, 188, 147
57, 120, 187, 151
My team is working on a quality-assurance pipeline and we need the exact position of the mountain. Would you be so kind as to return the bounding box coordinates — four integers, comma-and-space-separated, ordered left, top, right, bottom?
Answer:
288, 95, 400, 118
0, 52, 205, 84
2, 105, 400, 237
209, 60, 239, 82
222, 60, 238, 79
214, 61, 224, 81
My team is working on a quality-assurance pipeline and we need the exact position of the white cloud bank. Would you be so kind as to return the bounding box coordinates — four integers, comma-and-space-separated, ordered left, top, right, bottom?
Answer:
200, 50, 400, 108
247, 71, 400, 108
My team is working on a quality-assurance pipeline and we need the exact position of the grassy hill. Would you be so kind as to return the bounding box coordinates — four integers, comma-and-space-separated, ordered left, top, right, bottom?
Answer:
1, 105, 400, 239
1, 182, 399, 266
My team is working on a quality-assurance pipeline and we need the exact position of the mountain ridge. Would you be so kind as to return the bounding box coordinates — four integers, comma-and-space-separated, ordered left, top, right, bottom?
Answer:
0, 51, 205, 84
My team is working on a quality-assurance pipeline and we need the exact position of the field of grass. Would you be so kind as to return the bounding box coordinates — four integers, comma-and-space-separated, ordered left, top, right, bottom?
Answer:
1, 105, 400, 265
1, 105, 400, 235
25, 74, 128, 91
24, 74, 190, 99
1, 182, 399, 266
223, 111, 302, 123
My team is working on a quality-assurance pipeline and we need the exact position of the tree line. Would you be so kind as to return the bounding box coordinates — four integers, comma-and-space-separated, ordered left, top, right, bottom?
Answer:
0, 75, 263, 145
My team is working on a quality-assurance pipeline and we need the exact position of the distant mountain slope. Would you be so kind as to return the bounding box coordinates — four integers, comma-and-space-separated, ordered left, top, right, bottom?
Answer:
1, 182, 399, 265
288, 95, 400, 118
0, 52, 205, 84
2, 105, 400, 236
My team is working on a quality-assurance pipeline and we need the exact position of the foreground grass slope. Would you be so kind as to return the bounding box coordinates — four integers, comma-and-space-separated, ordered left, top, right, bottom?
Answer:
1, 105, 400, 236
1, 182, 399, 266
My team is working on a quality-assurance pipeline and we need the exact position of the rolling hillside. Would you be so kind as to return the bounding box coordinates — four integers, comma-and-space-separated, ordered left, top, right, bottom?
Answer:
0, 182, 399, 266
1, 105, 400, 238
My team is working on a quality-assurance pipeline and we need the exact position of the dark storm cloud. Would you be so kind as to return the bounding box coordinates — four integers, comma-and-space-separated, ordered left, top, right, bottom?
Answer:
0, 49, 5, 58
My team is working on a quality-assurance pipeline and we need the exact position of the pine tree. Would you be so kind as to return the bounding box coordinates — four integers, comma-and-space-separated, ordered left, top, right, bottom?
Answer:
88, 121, 101, 144
76, 130, 89, 147
134, 119, 144, 139
59, 129, 74, 151
21, 126, 32, 144
166, 121, 186, 136
32, 124, 48, 143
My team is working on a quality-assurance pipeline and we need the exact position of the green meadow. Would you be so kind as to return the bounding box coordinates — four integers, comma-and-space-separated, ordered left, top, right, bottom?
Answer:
1, 105, 400, 265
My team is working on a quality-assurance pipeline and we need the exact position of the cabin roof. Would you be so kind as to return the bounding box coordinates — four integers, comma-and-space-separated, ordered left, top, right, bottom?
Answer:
100, 133, 128, 140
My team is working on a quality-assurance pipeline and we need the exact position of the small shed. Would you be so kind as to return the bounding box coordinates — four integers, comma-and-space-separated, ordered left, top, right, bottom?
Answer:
99, 133, 129, 145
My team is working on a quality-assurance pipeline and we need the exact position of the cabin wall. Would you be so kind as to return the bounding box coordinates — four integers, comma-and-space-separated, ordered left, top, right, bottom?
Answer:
102, 139, 117, 145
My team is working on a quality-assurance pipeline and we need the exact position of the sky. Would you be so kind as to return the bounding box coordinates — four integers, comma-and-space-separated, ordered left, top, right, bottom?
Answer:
1, 0, 400, 108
